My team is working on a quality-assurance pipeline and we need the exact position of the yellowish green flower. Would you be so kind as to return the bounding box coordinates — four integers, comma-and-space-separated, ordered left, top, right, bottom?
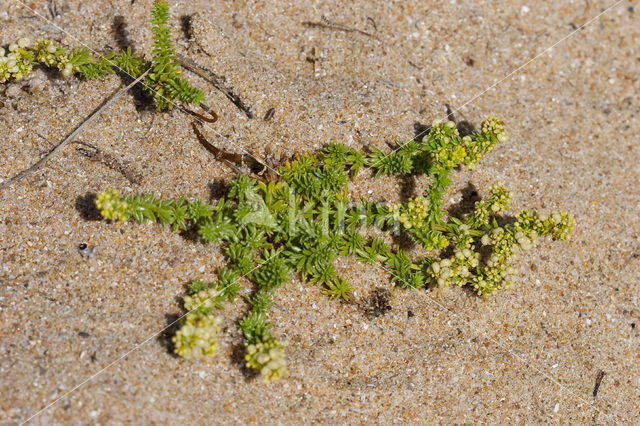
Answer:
245, 340, 288, 382
481, 116, 508, 143
183, 287, 221, 313
95, 189, 129, 221
173, 313, 222, 359
392, 196, 429, 230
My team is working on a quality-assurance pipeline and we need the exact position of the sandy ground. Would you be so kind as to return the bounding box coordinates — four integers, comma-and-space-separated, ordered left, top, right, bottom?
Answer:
0, 0, 639, 424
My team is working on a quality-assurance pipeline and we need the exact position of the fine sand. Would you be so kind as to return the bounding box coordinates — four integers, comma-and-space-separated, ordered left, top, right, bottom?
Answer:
1, 0, 639, 423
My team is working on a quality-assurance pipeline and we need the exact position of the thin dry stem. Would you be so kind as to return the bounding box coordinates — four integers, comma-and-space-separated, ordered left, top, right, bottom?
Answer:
0, 68, 150, 192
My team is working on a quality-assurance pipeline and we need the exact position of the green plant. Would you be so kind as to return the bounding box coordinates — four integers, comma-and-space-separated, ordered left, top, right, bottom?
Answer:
323, 278, 353, 301
94, 117, 574, 381
0, 0, 203, 110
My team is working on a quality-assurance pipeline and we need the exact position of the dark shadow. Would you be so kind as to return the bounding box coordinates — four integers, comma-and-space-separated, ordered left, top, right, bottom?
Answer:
413, 121, 431, 143
445, 103, 476, 137
39, 65, 62, 82
158, 312, 182, 357
439, 244, 457, 262
180, 15, 194, 41
495, 214, 517, 228
460, 285, 482, 297
231, 341, 260, 380
112, 15, 134, 52
208, 178, 231, 202
447, 182, 480, 220
398, 174, 415, 203
75, 193, 102, 221
457, 120, 476, 138
179, 223, 204, 243
116, 67, 156, 113
390, 231, 415, 251
109, 16, 156, 112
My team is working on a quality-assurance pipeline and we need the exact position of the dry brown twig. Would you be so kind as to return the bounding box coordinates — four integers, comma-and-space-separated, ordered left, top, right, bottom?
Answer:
302, 15, 375, 38
175, 53, 254, 119
191, 122, 277, 182
73, 140, 143, 185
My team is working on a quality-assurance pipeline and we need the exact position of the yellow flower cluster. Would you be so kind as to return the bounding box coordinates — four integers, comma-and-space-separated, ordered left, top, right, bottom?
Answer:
487, 182, 510, 213
32, 40, 73, 76
245, 340, 288, 382
183, 287, 220, 312
435, 144, 467, 170
430, 248, 480, 287
95, 189, 129, 221
0, 38, 33, 82
429, 120, 468, 170
390, 196, 429, 230
0, 38, 76, 83
481, 116, 508, 143
173, 313, 222, 360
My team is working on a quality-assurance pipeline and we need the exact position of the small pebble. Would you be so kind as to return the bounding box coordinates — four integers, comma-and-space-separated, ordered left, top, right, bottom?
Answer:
78, 243, 97, 259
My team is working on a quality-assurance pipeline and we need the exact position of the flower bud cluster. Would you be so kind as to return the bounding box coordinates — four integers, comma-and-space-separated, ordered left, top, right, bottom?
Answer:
32, 40, 73, 76
469, 265, 516, 295
450, 223, 473, 249
0, 38, 78, 82
431, 119, 460, 138
538, 211, 575, 240
435, 143, 467, 170
413, 231, 451, 252
487, 227, 520, 257
245, 340, 288, 382
481, 116, 508, 143
95, 189, 130, 221
460, 135, 480, 168
429, 247, 479, 287
461, 116, 507, 169
434, 233, 450, 251
183, 287, 221, 314
390, 196, 429, 230
172, 313, 222, 360
0, 38, 33, 82
487, 182, 510, 213
468, 183, 512, 229
429, 120, 467, 170
474, 226, 520, 294
473, 208, 575, 295
513, 209, 539, 233
514, 209, 575, 241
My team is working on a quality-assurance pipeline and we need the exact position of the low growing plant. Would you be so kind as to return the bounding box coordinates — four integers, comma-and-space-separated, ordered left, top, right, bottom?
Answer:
94, 118, 574, 381
2, 0, 574, 385
0, 0, 203, 110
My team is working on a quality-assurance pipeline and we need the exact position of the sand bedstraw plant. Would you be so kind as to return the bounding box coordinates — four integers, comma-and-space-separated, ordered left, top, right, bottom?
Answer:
94, 117, 574, 381
0, 0, 203, 110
